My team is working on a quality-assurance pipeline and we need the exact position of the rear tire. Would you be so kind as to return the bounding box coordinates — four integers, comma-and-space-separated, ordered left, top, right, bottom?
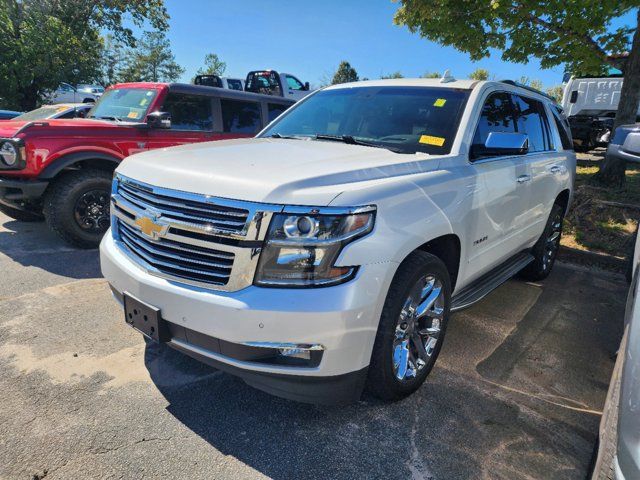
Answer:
366, 251, 451, 401
519, 203, 564, 281
0, 202, 44, 222
43, 169, 112, 249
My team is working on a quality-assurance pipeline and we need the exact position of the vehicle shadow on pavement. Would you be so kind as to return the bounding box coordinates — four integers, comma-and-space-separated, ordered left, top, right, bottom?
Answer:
142, 266, 619, 480
0, 218, 101, 280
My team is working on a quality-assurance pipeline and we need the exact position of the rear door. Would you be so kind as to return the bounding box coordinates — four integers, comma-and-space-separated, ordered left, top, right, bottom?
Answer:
466, 91, 534, 279
145, 91, 216, 149
219, 98, 263, 139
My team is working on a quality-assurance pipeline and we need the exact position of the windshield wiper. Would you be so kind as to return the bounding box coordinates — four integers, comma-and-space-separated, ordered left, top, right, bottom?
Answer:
269, 133, 306, 139
314, 134, 405, 153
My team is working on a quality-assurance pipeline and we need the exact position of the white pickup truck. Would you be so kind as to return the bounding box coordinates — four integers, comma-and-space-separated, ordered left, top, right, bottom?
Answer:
100, 78, 576, 405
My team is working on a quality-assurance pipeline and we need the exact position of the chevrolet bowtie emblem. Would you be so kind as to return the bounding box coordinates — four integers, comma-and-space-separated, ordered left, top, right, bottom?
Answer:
135, 214, 167, 239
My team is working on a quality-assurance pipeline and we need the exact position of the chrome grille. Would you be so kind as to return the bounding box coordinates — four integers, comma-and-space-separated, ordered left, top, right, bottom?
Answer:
111, 174, 281, 291
118, 220, 234, 286
118, 179, 250, 235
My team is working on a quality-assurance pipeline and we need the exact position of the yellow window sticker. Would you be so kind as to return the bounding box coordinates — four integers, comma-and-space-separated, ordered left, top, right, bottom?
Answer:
127, 111, 139, 119
139, 98, 149, 107
419, 135, 445, 147
433, 98, 447, 107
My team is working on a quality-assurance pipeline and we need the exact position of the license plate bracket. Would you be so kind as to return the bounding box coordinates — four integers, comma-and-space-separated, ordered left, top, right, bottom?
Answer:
123, 293, 169, 343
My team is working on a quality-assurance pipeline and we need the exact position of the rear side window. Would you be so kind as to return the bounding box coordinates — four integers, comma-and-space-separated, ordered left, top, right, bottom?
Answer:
551, 107, 574, 150
226, 79, 243, 91
511, 95, 551, 152
267, 103, 289, 123
221, 99, 262, 133
472, 92, 517, 146
162, 93, 213, 131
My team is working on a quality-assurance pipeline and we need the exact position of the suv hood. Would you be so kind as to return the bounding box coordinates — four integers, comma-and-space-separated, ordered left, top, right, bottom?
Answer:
117, 138, 442, 206
0, 118, 138, 138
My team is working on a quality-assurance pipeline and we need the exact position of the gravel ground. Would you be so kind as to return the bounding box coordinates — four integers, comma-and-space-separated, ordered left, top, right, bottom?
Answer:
0, 212, 627, 480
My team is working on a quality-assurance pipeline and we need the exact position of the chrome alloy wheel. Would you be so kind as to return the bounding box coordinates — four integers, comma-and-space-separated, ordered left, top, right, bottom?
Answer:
543, 213, 562, 271
392, 275, 445, 381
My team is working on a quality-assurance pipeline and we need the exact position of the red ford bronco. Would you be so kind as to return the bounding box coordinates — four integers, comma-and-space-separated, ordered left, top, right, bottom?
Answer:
0, 82, 294, 247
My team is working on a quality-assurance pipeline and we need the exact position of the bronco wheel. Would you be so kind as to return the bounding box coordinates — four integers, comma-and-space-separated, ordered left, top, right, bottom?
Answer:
519, 203, 564, 281
366, 251, 451, 401
43, 169, 112, 248
0, 202, 44, 222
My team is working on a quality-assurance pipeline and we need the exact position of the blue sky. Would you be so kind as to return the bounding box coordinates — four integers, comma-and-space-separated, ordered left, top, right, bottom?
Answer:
161, 0, 637, 89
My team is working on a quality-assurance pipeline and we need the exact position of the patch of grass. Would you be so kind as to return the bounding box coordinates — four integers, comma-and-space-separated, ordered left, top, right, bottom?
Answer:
562, 163, 639, 258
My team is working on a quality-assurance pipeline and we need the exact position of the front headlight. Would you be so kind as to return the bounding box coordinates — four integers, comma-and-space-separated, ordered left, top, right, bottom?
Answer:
254, 207, 376, 287
0, 141, 18, 167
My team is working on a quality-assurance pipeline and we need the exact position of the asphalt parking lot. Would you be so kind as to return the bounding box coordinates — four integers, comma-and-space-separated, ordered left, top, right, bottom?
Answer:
0, 212, 627, 480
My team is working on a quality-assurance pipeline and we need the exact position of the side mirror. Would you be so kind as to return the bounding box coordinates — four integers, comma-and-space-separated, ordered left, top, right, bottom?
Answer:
146, 111, 171, 129
471, 132, 529, 159
304, 81, 310, 91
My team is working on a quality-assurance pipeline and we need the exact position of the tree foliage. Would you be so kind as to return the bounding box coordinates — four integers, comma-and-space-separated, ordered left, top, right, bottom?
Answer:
197, 53, 227, 76
394, 1, 636, 75
0, 0, 168, 110
421, 71, 441, 78
468, 68, 490, 80
332, 61, 359, 84
381, 71, 404, 79
395, 1, 640, 187
117, 31, 184, 83
546, 85, 564, 103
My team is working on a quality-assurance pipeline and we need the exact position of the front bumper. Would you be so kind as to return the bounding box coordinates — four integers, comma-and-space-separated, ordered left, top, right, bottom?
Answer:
100, 233, 397, 404
0, 176, 49, 202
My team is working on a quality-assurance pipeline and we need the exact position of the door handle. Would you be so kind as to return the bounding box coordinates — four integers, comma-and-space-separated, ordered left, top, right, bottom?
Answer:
517, 174, 531, 184
549, 165, 562, 174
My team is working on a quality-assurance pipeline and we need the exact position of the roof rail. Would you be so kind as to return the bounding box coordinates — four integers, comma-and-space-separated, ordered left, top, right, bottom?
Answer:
499, 79, 556, 102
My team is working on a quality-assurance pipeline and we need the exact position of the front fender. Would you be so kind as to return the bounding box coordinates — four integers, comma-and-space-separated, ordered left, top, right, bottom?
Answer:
333, 175, 455, 267
39, 151, 121, 179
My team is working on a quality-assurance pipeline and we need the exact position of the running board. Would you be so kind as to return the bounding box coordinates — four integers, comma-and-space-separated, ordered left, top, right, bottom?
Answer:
451, 252, 534, 312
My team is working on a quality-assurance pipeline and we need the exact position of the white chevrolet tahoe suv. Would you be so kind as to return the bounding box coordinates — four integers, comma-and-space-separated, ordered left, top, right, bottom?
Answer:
100, 78, 576, 405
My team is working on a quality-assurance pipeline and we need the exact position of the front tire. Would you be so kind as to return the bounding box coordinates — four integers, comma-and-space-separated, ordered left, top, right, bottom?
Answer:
519, 203, 564, 281
0, 202, 44, 222
43, 169, 112, 248
366, 251, 451, 401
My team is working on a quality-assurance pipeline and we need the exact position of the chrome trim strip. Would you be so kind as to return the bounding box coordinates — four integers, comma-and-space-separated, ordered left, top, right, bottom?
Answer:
242, 342, 325, 351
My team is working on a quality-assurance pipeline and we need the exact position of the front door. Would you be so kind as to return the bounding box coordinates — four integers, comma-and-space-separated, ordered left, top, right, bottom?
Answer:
283, 74, 308, 101
144, 92, 216, 151
465, 92, 533, 281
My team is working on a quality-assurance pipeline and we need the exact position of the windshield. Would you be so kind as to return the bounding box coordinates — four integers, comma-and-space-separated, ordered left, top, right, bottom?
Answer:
14, 105, 72, 121
87, 88, 158, 122
261, 86, 470, 154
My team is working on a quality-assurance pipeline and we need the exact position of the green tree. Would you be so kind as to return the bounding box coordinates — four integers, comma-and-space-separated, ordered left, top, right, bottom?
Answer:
394, 1, 640, 187
421, 71, 441, 78
101, 35, 126, 87
381, 71, 404, 79
332, 61, 359, 84
0, 0, 167, 110
196, 53, 227, 76
468, 68, 490, 80
546, 85, 564, 103
119, 31, 184, 82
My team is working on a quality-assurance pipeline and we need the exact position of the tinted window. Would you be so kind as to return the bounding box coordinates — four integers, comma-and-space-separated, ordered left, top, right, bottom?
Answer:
268, 103, 289, 123
221, 99, 262, 133
551, 107, 573, 150
226, 79, 243, 91
162, 93, 213, 131
472, 92, 517, 147
286, 75, 304, 90
261, 87, 469, 154
512, 95, 550, 152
